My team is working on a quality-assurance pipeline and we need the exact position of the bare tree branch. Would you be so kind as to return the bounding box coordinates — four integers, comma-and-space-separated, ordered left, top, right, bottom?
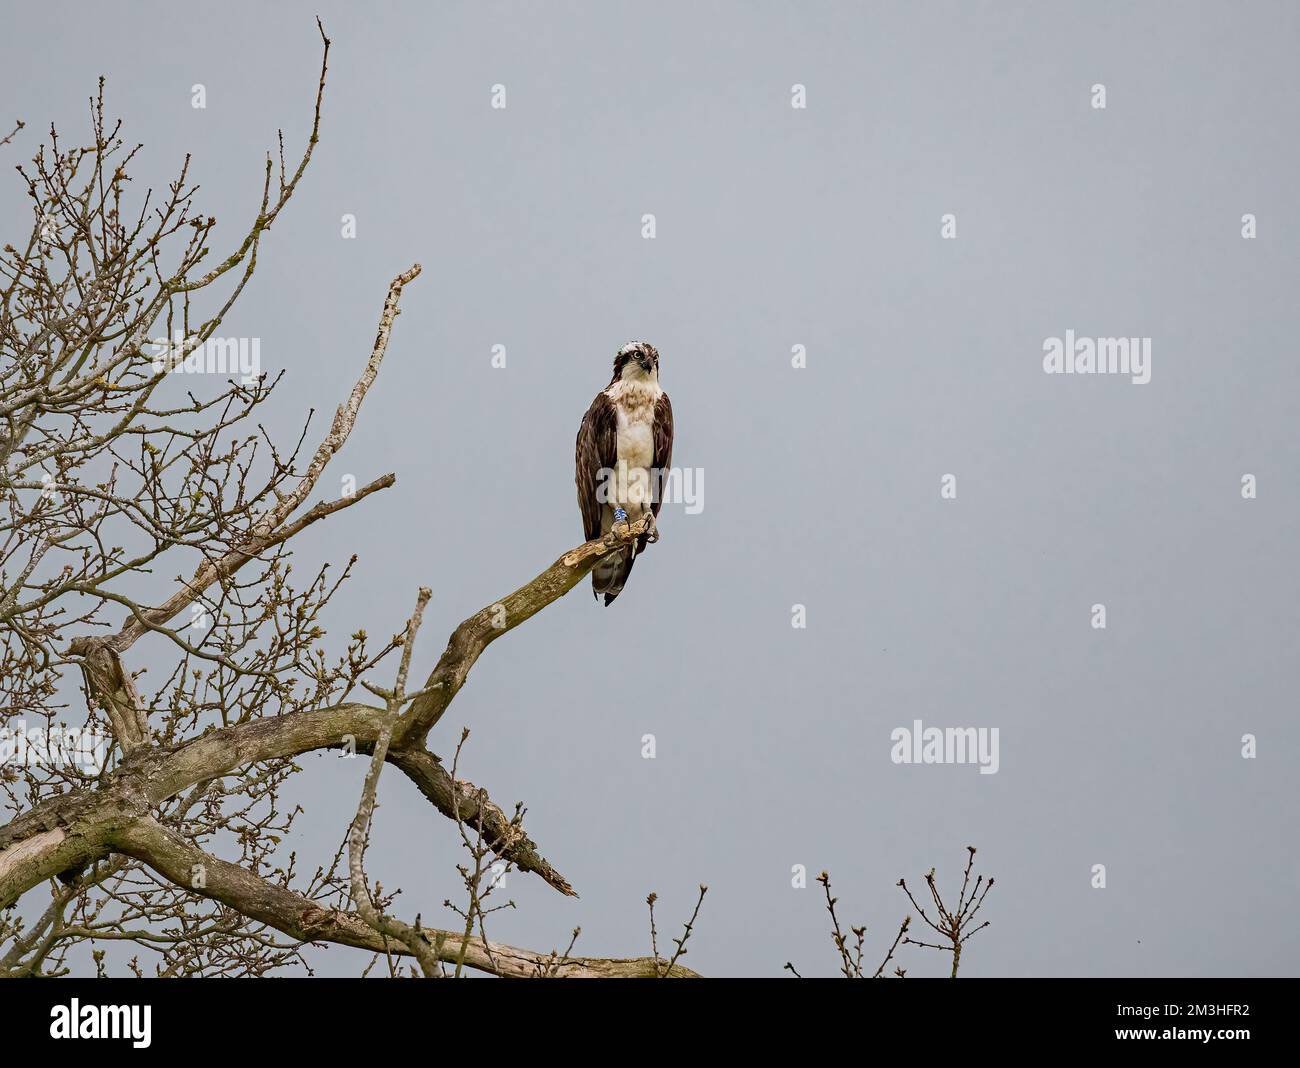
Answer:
396, 514, 654, 743
109, 817, 697, 978
104, 264, 420, 657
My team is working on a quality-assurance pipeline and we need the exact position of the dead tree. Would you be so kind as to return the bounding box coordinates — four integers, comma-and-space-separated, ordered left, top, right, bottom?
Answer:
0, 23, 698, 978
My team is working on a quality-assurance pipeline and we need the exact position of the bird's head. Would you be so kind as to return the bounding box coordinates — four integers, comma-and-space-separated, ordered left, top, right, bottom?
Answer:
611, 341, 660, 383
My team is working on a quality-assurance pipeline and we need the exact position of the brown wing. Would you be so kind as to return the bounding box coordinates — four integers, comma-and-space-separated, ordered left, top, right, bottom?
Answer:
650, 391, 673, 520
576, 391, 618, 541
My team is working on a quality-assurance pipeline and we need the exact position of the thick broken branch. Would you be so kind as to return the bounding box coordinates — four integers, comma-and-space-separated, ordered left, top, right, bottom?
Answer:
397, 514, 653, 743
385, 747, 574, 897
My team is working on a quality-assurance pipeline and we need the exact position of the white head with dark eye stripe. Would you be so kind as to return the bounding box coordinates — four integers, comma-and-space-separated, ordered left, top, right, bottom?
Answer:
610, 341, 660, 384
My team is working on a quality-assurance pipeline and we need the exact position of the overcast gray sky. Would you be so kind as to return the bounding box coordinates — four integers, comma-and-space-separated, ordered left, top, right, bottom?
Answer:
4, 0, 1298, 976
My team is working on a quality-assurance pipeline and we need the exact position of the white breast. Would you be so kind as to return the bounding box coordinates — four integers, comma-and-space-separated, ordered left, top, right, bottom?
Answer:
617, 420, 654, 469
606, 378, 661, 469
605, 378, 662, 513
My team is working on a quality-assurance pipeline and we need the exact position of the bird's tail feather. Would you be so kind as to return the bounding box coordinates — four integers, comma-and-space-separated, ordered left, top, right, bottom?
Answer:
592, 547, 636, 606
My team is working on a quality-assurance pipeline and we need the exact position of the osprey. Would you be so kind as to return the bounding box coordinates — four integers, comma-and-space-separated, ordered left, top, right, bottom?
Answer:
575, 341, 674, 605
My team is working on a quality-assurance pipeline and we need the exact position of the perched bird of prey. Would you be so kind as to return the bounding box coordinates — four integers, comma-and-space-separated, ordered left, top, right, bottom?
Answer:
575, 341, 674, 605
